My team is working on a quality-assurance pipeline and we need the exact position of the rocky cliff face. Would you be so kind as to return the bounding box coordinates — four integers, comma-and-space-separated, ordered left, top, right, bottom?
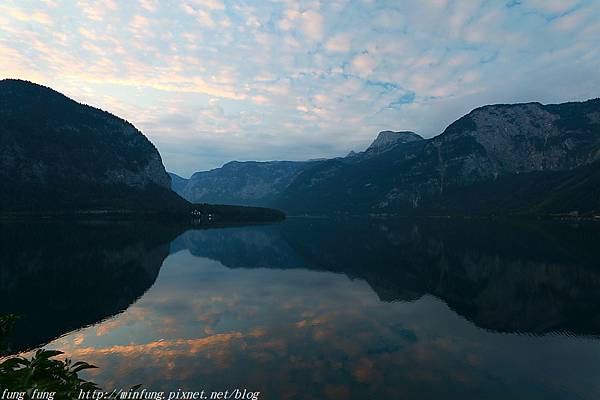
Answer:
0, 79, 188, 212
275, 99, 600, 215
434, 101, 600, 182
174, 160, 316, 207
364, 130, 423, 155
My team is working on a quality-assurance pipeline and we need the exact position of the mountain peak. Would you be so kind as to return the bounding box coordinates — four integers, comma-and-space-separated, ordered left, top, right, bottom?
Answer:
366, 131, 423, 153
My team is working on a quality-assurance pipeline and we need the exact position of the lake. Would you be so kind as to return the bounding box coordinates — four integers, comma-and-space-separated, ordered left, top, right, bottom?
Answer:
1, 217, 600, 399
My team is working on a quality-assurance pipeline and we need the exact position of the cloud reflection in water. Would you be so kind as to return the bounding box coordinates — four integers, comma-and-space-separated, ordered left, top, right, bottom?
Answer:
46, 239, 600, 400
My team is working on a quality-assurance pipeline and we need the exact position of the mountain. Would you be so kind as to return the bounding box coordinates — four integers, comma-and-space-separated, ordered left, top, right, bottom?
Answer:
174, 160, 316, 207
172, 132, 419, 208
364, 130, 423, 155
345, 131, 423, 160
0, 79, 189, 213
275, 99, 600, 215
168, 172, 189, 194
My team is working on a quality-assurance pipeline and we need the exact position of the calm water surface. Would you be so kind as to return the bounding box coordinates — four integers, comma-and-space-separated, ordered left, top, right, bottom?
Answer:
2, 218, 600, 399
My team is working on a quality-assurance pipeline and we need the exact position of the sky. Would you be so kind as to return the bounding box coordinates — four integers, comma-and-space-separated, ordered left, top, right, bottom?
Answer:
1, 0, 599, 176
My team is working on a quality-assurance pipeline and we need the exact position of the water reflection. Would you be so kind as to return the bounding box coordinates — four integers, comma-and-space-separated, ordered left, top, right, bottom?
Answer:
0, 221, 181, 352
174, 218, 600, 335
2, 218, 600, 399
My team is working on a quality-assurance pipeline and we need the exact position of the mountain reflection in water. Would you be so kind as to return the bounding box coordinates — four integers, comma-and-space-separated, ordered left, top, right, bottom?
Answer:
2, 218, 600, 399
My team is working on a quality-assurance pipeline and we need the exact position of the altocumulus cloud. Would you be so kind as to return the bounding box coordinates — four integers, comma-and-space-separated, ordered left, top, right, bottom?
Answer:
1, 0, 599, 175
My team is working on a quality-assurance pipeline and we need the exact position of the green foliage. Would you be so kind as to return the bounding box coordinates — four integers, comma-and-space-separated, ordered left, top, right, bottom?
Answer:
0, 349, 99, 397
0, 314, 102, 399
0, 313, 143, 399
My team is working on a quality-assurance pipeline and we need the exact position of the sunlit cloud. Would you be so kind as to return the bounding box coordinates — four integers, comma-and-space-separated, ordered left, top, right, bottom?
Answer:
324, 32, 352, 53
0, 5, 53, 24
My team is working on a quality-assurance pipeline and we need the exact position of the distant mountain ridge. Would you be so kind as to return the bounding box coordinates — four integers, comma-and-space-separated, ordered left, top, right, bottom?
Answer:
170, 132, 424, 206
173, 160, 317, 207
176, 98, 600, 216
275, 99, 600, 215
174, 99, 600, 215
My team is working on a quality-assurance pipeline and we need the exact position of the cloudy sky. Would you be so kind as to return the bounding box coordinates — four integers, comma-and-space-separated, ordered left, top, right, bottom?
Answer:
1, 0, 599, 176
